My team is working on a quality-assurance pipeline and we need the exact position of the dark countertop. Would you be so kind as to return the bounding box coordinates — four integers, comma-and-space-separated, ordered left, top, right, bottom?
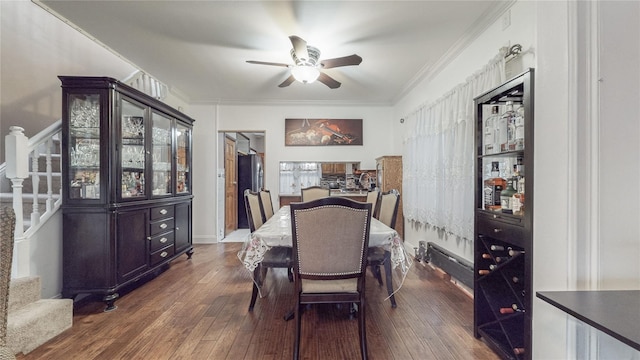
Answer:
536, 290, 640, 351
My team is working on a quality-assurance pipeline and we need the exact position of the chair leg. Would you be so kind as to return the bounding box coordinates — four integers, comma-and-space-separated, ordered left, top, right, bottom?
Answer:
358, 299, 368, 360
383, 251, 397, 308
371, 265, 383, 286
248, 266, 261, 311
294, 302, 302, 360
287, 267, 294, 282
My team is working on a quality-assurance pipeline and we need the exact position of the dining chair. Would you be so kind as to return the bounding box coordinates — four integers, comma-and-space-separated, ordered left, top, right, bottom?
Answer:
290, 197, 372, 360
300, 186, 330, 202
365, 190, 380, 219
367, 189, 400, 308
245, 189, 293, 311
259, 189, 275, 223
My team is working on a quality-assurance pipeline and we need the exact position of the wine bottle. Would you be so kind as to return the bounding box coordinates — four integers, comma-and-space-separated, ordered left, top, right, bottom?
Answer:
514, 347, 525, 355
489, 264, 498, 270
509, 248, 524, 256
501, 304, 525, 313
512, 276, 521, 283
482, 253, 492, 259
478, 269, 491, 275
490, 245, 505, 251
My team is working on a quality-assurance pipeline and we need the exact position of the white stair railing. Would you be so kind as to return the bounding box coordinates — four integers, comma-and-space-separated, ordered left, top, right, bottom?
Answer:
4, 123, 62, 277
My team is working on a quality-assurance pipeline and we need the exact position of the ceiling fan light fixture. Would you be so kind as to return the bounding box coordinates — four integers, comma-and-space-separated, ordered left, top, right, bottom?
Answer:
291, 65, 320, 84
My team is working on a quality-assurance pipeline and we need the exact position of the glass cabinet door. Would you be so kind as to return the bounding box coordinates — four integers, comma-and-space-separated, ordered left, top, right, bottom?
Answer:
120, 99, 146, 199
151, 112, 172, 197
176, 123, 190, 194
68, 94, 101, 200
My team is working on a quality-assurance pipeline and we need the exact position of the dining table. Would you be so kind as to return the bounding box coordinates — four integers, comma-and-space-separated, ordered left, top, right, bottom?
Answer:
238, 205, 412, 305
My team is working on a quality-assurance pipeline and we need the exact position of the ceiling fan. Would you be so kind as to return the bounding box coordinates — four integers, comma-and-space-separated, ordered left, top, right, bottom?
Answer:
247, 35, 362, 89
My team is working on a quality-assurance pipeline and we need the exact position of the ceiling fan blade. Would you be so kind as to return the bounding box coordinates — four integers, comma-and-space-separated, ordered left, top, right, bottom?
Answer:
278, 75, 296, 88
246, 60, 290, 68
320, 54, 363, 69
317, 72, 341, 89
289, 35, 309, 62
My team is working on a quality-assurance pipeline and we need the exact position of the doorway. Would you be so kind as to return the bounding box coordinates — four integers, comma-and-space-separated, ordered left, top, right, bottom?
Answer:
219, 131, 266, 240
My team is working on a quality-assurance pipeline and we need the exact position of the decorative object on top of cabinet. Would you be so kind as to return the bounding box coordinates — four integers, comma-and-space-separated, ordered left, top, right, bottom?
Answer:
284, 118, 363, 146
59, 76, 195, 311
473, 69, 533, 360
375, 156, 403, 237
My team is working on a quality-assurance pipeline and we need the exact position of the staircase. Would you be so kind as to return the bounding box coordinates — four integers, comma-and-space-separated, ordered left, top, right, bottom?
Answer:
6, 277, 72, 355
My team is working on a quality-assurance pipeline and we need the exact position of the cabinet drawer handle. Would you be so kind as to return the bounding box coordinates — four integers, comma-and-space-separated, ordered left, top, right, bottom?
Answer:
160, 251, 168, 258
147, 236, 151, 240
176, 227, 179, 231
160, 237, 168, 243
160, 223, 167, 229
160, 209, 168, 215
493, 228, 503, 233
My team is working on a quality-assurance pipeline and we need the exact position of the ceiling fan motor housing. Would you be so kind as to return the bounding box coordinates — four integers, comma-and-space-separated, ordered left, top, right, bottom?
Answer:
291, 46, 320, 66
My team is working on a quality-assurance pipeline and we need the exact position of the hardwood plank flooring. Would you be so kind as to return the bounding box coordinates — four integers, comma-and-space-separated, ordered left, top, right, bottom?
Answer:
17, 243, 499, 360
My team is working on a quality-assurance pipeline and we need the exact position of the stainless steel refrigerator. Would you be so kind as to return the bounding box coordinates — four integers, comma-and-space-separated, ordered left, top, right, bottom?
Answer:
237, 153, 264, 229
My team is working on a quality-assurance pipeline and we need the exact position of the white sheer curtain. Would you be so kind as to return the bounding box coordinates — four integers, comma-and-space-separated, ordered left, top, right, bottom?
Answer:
403, 53, 506, 241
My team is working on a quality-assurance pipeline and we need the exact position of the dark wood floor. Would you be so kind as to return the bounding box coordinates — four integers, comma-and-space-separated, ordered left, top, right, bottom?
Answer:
17, 243, 499, 360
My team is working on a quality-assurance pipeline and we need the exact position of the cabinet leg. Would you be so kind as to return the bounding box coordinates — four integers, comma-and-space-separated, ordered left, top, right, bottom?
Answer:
186, 248, 194, 259
103, 293, 119, 312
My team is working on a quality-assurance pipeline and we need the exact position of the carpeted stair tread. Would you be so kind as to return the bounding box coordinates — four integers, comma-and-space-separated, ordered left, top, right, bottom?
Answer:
7, 299, 72, 355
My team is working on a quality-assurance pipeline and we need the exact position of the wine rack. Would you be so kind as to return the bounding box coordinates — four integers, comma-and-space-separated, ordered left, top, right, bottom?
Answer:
473, 69, 534, 360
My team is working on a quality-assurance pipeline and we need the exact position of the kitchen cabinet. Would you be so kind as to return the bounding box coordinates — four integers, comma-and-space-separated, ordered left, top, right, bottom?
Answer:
321, 162, 346, 175
59, 76, 194, 311
473, 69, 534, 359
375, 156, 403, 237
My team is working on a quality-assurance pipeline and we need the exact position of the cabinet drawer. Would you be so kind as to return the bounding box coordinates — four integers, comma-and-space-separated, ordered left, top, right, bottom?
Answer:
150, 206, 174, 220
149, 231, 174, 253
150, 245, 175, 266
150, 218, 174, 236
476, 219, 525, 247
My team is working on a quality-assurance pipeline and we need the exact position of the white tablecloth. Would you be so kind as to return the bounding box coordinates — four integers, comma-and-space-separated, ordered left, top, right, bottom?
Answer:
238, 206, 412, 276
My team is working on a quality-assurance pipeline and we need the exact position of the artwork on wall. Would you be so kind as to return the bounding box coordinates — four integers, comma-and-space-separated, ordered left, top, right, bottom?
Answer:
284, 118, 363, 146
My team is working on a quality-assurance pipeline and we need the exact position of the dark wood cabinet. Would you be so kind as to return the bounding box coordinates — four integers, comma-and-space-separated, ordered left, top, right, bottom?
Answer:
59, 76, 194, 311
473, 69, 533, 360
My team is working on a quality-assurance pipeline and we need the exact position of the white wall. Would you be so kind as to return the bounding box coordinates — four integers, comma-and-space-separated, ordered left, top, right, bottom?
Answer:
392, 0, 536, 261
218, 104, 395, 203
189, 104, 218, 243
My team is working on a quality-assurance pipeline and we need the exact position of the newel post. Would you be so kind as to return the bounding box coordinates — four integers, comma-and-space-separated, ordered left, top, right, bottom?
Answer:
5, 126, 28, 239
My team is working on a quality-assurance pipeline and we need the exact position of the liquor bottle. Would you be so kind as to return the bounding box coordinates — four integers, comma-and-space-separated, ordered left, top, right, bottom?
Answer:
499, 101, 517, 152
484, 105, 500, 155
484, 161, 505, 211
512, 183, 524, 216
515, 104, 525, 150
500, 177, 517, 214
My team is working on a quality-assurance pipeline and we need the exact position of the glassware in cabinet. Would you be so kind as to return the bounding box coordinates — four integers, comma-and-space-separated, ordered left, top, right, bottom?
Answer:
119, 99, 146, 199
151, 112, 172, 196
68, 93, 101, 200
176, 123, 191, 194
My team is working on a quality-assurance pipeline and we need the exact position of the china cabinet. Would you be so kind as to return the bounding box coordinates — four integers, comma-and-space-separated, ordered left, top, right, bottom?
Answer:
59, 76, 194, 311
375, 156, 403, 236
473, 69, 534, 359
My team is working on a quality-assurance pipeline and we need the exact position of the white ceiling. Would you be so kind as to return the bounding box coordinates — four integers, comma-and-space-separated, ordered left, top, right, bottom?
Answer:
35, 0, 511, 106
